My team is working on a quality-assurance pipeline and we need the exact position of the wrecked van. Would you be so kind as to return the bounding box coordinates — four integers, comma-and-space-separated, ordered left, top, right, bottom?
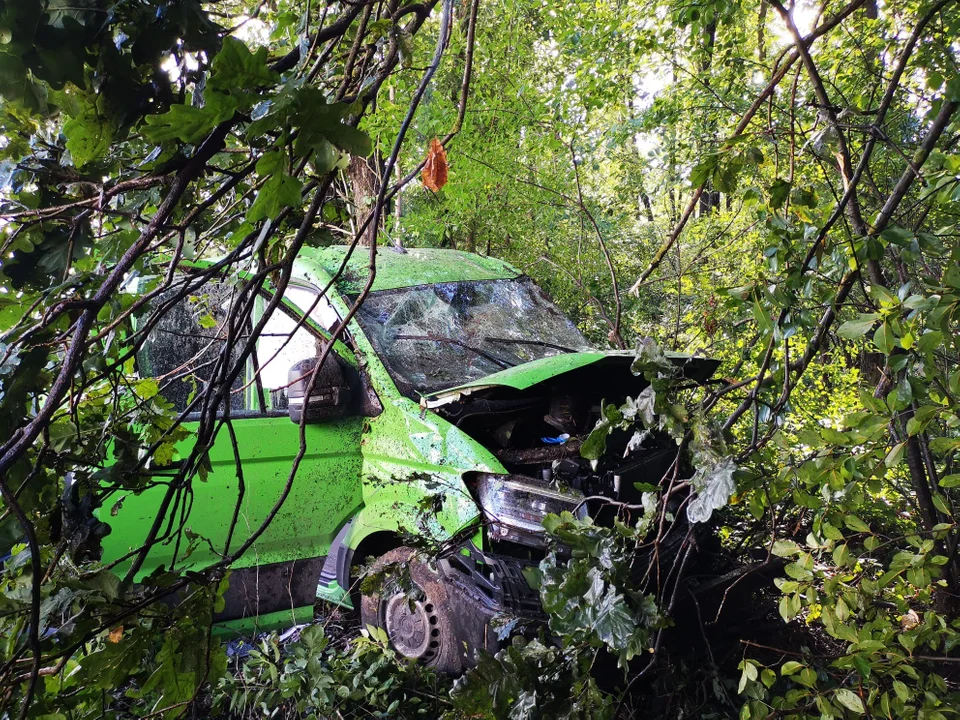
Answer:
102, 246, 717, 672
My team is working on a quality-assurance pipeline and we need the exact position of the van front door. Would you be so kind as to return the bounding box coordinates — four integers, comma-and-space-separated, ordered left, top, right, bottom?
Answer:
102, 279, 365, 629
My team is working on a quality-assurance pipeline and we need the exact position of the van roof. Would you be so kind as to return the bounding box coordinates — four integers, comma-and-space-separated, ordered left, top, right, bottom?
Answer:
295, 245, 523, 294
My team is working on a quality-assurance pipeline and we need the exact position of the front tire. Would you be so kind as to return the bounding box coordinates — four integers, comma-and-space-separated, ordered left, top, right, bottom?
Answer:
359, 546, 463, 673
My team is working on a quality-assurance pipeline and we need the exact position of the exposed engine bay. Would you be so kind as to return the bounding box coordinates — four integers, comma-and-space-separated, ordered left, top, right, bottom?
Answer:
430, 355, 713, 553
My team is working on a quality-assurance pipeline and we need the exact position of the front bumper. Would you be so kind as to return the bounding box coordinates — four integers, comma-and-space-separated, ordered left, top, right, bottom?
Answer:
438, 543, 543, 667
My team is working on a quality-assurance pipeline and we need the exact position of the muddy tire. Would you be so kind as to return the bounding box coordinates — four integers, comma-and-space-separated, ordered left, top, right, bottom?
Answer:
360, 547, 463, 674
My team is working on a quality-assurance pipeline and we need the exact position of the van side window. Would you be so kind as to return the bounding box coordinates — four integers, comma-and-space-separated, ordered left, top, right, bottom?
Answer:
256, 305, 323, 412
137, 281, 248, 414
284, 285, 341, 333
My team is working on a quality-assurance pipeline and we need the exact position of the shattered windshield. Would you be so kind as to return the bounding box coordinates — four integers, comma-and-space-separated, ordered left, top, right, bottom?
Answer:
354, 277, 593, 395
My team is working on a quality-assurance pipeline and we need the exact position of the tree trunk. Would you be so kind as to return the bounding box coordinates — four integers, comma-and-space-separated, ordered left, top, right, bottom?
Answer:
348, 154, 381, 246
757, 2, 767, 62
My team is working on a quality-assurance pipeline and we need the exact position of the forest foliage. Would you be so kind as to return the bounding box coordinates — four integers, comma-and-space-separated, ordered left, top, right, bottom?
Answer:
0, 0, 959, 717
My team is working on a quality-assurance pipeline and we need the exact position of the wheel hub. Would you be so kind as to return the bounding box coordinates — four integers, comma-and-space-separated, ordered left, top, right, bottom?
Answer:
383, 592, 440, 662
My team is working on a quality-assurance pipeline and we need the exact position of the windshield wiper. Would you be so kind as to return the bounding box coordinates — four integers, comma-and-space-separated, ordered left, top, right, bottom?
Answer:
394, 333, 515, 369
483, 336, 580, 353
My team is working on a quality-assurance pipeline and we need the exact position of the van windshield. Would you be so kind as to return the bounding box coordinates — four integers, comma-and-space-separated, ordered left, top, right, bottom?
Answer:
353, 277, 592, 395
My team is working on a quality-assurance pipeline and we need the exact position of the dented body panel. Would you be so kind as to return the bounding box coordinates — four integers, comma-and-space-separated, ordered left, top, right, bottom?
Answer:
425, 351, 720, 405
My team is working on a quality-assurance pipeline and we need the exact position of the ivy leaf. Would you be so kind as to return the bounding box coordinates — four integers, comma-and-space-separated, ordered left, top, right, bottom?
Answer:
686, 457, 736, 524
590, 587, 636, 652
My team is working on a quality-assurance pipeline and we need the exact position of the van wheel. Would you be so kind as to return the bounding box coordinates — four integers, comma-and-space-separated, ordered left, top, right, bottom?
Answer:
359, 546, 463, 674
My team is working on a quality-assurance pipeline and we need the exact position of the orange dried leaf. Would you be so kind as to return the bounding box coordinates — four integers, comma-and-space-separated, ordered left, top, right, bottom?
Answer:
421, 138, 448, 192
108, 626, 123, 643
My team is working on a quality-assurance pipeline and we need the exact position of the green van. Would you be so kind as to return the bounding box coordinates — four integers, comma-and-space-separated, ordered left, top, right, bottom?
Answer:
101, 246, 716, 672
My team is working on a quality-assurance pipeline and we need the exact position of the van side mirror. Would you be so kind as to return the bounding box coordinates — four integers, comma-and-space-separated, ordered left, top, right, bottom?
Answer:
287, 357, 352, 423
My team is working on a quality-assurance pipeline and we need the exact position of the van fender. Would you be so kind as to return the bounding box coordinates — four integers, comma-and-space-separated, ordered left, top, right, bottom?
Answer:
317, 496, 481, 605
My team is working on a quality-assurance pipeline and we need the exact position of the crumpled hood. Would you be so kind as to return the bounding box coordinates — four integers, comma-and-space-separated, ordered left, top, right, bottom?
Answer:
422, 351, 719, 407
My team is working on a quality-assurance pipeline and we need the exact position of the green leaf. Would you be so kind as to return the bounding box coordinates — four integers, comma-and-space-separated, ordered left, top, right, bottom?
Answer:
324, 122, 373, 156
868, 284, 899, 306
208, 37, 278, 93
85, 570, 121, 601
769, 178, 791, 209
292, 92, 373, 157
939, 474, 960, 488
248, 151, 303, 223
780, 661, 803, 676
580, 418, 611, 460
753, 296, 773, 334
64, 103, 114, 168
797, 667, 817, 688
837, 314, 879, 339
772, 539, 800, 557
946, 75, 960, 103
879, 226, 913, 246
738, 660, 759, 693
820, 521, 843, 541
0, 51, 46, 112
143, 93, 237, 144
892, 680, 910, 702
929, 437, 960, 454
932, 493, 950, 516
843, 515, 870, 533
591, 588, 636, 651
690, 158, 715, 188
873, 322, 895, 355
835, 688, 865, 714
135, 378, 160, 399
833, 542, 850, 567
885, 441, 906, 468
778, 593, 801, 620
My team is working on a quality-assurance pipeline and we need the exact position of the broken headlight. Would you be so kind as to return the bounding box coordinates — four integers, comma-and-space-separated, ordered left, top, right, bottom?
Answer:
473, 473, 587, 549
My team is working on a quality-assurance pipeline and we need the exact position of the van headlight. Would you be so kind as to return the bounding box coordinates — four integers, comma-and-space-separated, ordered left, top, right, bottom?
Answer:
473, 473, 587, 548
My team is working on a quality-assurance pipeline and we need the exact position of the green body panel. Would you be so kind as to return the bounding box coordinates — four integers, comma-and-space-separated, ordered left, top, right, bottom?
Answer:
425, 350, 720, 402
299, 245, 522, 294
214, 605, 316, 637
343, 391, 502, 550
102, 415, 364, 576
428, 351, 615, 395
